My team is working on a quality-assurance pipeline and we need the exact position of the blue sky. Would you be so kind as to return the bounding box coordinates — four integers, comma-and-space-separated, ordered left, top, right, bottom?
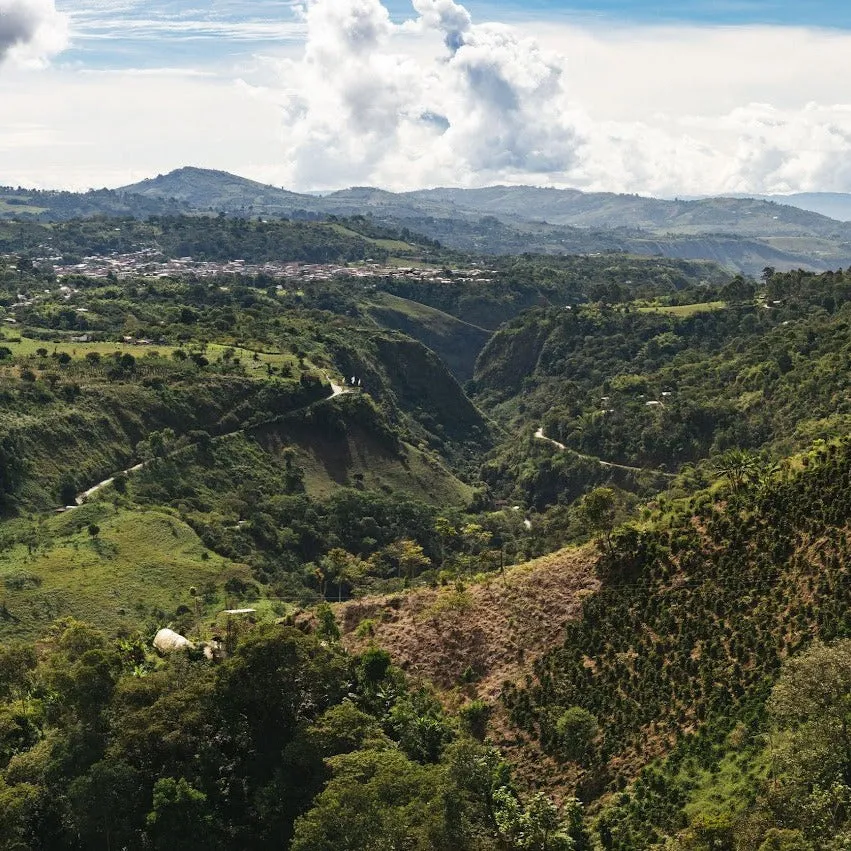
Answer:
473, 0, 851, 28
53, 0, 851, 71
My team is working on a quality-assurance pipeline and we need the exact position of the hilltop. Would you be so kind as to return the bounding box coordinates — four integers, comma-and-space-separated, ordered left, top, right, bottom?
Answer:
3, 167, 851, 273
123, 166, 324, 216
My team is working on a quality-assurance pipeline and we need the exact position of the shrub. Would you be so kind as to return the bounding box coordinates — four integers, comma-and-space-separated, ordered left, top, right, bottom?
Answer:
459, 700, 492, 741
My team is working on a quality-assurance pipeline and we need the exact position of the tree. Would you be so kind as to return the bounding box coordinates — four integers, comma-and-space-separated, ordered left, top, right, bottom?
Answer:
714, 448, 760, 495
459, 699, 491, 741
15, 255, 33, 281
0, 641, 36, 704
579, 488, 617, 553
434, 516, 457, 568
58, 473, 78, 506
0, 779, 43, 850
758, 829, 813, 851
385, 538, 430, 583
0, 434, 25, 504
290, 749, 443, 851
492, 784, 591, 851
321, 548, 363, 603
766, 640, 851, 837
358, 646, 391, 687
315, 602, 341, 641
720, 275, 756, 304
388, 690, 454, 764
68, 760, 145, 851
215, 627, 349, 777
145, 777, 214, 851
555, 707, 598, 766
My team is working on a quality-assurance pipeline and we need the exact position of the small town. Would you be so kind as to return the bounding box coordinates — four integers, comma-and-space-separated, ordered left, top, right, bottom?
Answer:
36, 250, 497, 285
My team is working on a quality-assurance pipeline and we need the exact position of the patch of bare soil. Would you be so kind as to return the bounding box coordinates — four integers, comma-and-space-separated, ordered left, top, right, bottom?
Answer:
339, 544, 599, 703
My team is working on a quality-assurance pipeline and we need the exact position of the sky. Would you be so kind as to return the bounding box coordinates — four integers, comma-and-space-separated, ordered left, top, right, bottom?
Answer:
2, 0, 851, 195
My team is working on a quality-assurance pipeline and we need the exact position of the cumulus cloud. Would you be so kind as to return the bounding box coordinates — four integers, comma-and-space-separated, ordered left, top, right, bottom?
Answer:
271, 0, 583, 189
6, 0, 851, 195
255, 0, 851, 195
0, 0, 67, 67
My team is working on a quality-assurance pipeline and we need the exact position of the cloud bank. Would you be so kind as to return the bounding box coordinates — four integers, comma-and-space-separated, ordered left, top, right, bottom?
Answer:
274, 0, 582, 189
258, 0, 851, 195
4, 0, 851, 195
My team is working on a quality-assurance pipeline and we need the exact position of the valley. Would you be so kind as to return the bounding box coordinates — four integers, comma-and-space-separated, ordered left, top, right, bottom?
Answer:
0, 200, 850, 851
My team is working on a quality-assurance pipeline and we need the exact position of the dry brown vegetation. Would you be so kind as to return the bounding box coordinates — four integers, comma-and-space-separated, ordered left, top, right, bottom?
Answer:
336, 545, 600, 797
338, 544, 599, 702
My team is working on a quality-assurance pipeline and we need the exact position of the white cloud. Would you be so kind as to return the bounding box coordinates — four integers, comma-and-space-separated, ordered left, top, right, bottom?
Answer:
0, 68, 286, 189
256, 0, 851, 195
4, 0, 851, 196
269, 0, 584, 189
0, 0, 67, 67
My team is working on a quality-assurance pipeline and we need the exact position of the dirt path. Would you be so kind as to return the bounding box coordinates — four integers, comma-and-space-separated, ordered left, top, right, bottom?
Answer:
534, 426, 675, 479
329, 378, 346, 397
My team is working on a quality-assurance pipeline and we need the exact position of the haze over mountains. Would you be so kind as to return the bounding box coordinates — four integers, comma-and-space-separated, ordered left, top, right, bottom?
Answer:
5, 166, 851, 274
747, 192, 851, 223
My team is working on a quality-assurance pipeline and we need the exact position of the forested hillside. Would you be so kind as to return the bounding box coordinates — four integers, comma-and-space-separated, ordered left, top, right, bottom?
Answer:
0, 215, 433, 265
3, 217, 851, 850
474, 268, 851, 510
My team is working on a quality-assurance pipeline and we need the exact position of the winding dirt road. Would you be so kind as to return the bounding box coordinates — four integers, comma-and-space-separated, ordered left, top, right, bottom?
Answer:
534, 427, 675, 479
67, 374, 351, 509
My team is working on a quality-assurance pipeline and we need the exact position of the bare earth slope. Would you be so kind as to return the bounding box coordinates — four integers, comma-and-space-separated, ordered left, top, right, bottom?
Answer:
339, 545, 598, 702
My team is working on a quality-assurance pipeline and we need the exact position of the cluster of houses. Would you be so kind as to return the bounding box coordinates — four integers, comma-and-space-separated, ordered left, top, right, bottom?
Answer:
29, 250, 499, 286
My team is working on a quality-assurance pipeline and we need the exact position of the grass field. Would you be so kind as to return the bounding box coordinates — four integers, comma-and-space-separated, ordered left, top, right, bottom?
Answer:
680, 744, 769, 822
0, 199, 47, 215
367, 291, 489, 332
637, 301, 727, 317
0, 332, 307, 376
0, 504, 251, 641
296, 433, 474, 505
328, 224, 418, 254
384, 256, 440, 269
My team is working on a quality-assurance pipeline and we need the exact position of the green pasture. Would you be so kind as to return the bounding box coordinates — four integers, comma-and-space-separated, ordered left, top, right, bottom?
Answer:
636, 301, 727, 317
0, 504, 251, 641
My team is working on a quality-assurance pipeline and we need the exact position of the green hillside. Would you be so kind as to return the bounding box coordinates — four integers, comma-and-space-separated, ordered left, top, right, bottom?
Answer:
504, 435, 851, 848
0, 505, 250, 641
473, 268, 851, 513
364, 291, 492, 381
5, 221, 851, 851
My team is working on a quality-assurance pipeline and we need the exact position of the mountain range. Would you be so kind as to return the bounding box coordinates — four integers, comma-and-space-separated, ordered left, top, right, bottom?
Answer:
4, 166, 851, 274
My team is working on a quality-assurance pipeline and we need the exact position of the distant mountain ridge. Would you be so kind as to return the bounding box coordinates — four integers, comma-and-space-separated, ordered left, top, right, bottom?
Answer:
3, 166, 851, 274
124, 166, 320, 214
406, 185, 851, 239
122, 169, 851, 241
